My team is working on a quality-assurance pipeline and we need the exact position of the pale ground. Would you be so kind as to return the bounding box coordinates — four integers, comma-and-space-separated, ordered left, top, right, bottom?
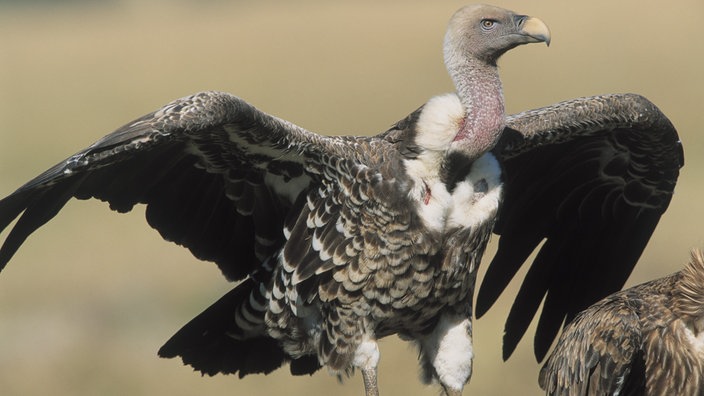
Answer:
0, 1, 702, 395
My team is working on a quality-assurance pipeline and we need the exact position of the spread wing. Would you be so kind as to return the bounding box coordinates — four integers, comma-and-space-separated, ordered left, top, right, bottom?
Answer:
0, 91, 351, 281
538, 294, 645, 396
476, 93, 684, 360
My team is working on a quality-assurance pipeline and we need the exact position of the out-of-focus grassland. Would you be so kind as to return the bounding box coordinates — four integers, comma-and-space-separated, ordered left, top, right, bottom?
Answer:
0, 1, 702, 395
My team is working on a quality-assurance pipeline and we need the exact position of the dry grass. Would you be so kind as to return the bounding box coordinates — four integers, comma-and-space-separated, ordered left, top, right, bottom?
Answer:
0, 1, 703, 395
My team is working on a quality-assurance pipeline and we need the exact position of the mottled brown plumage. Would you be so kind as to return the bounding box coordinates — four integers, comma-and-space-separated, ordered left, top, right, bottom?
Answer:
539, 249, 704, 396
0, 4, 683, 396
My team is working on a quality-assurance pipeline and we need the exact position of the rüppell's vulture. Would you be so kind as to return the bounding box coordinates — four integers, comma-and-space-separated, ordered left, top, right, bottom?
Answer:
0, 4, 683, 396
539, 249, 704, 396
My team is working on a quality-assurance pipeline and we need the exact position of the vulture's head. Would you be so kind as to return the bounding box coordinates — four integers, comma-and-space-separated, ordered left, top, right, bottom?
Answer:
445, 4, 551, 66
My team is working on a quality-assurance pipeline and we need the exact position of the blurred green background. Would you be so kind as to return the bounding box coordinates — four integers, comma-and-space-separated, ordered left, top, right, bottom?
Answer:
0, 1, 702, 395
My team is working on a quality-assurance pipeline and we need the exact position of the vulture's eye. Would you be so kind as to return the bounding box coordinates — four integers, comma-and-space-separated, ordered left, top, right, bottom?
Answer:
481, 19, 496, 30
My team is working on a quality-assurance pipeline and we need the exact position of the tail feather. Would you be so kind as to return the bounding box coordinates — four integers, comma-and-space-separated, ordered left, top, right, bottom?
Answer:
158, 279, 284, 377
158, 278, 321, 377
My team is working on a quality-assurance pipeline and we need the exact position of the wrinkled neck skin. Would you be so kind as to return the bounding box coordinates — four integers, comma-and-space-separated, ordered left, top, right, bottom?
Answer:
444, 42, 506, 162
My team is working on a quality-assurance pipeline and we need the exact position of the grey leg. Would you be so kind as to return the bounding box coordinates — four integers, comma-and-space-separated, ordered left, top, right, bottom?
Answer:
354, 339, 380, 396
361, 366, 379, 396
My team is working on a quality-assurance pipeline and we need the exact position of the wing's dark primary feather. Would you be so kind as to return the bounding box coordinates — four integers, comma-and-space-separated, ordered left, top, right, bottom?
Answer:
476, 94, 684, 360
0, 91, 345, 281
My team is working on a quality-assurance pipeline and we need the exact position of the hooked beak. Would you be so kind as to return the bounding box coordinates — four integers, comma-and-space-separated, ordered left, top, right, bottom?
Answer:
517, 15, 551, 46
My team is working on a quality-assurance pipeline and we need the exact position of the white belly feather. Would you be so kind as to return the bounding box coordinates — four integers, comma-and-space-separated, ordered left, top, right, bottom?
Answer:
447, 153, 502, 230
411, 152, 502, 233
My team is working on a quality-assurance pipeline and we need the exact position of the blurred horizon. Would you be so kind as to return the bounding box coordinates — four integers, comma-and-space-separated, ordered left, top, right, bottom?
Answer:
1, 1, 702, 395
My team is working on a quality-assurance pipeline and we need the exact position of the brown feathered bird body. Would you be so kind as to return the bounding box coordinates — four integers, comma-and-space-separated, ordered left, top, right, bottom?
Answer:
540, 250, 704, 395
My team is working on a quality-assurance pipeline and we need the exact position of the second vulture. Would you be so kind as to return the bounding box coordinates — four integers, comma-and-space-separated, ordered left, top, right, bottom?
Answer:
0, 4, 684, 396
540, 249, 704, 395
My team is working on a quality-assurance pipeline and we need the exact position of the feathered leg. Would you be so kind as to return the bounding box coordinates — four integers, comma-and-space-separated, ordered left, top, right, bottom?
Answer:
418, 313, 474, 396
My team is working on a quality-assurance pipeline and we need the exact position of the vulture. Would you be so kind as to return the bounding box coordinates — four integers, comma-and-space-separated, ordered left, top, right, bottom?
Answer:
539, 249, 704, 396
0, 4, 683, 396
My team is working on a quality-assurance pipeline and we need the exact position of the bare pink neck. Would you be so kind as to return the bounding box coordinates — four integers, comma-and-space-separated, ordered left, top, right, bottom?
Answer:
448, 56, 506, 157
